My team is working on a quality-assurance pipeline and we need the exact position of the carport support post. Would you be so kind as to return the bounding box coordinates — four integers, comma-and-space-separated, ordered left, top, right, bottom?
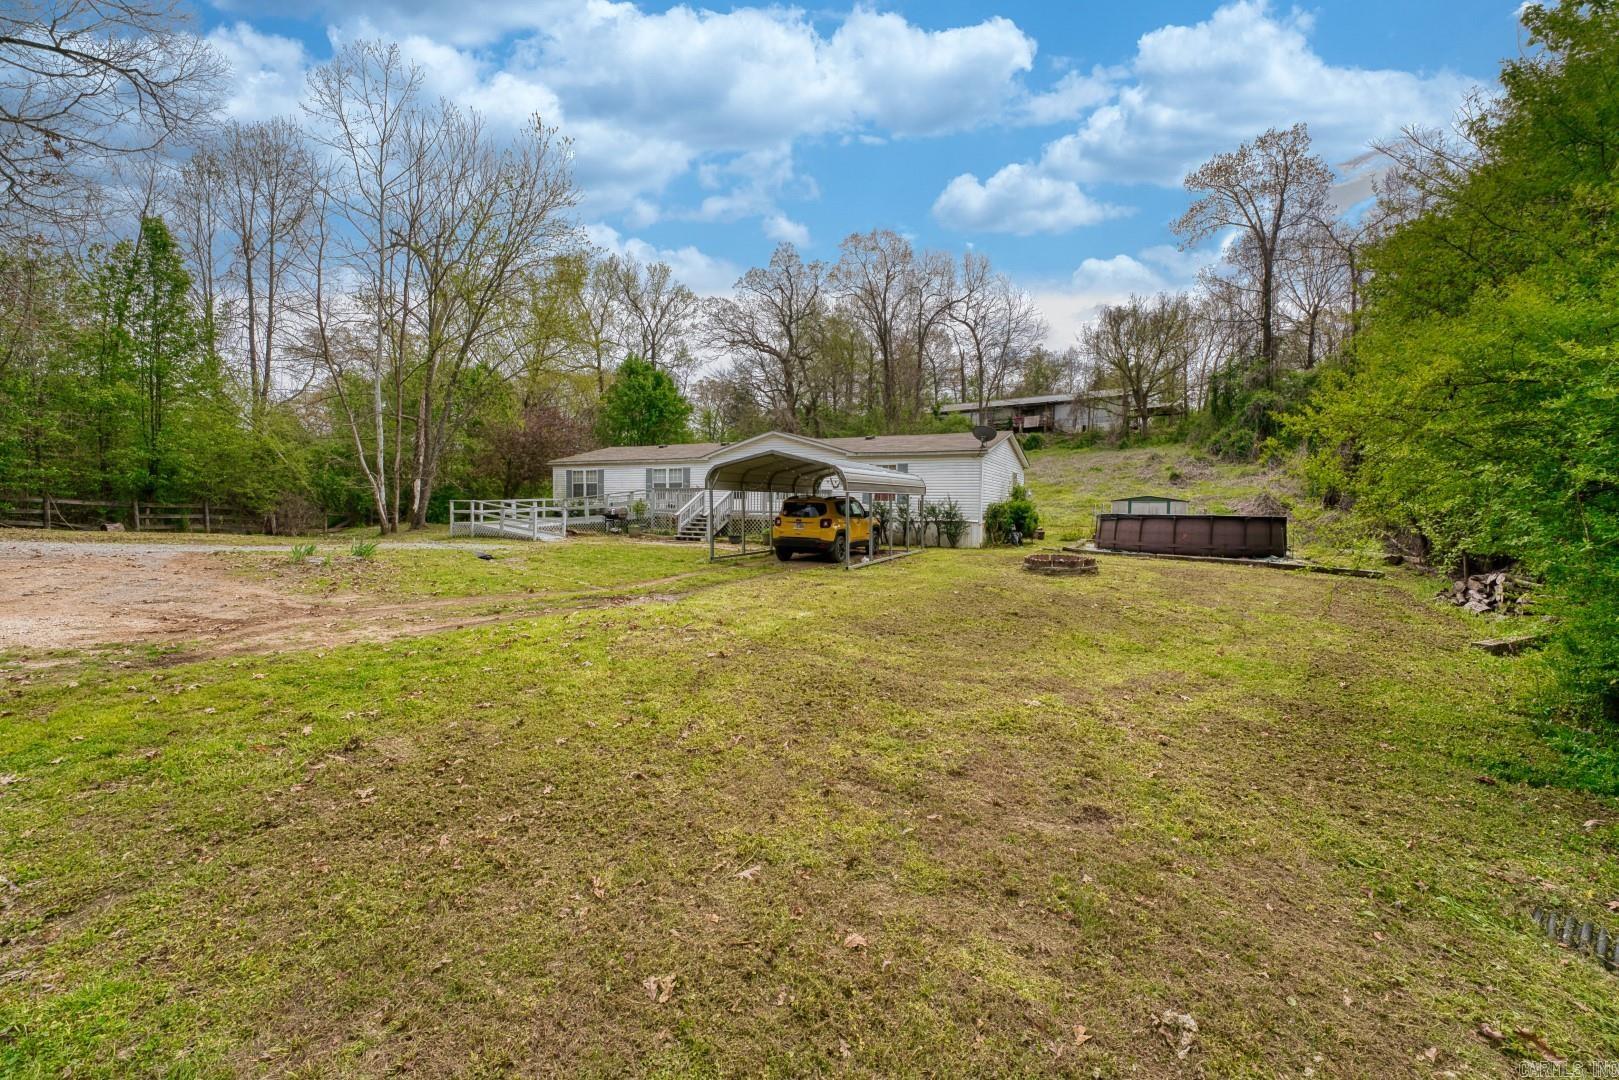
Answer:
848, 492, 861, 573
739, 487, 746, 556
707, 487, 714, 561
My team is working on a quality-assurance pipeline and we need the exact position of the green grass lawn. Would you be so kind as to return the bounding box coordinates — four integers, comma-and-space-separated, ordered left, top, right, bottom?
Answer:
2, 538, 1616, 1076
234, 537, 765, 600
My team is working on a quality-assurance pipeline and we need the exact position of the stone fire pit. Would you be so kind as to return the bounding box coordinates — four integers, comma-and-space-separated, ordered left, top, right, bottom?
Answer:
1023, 552, 1099, 576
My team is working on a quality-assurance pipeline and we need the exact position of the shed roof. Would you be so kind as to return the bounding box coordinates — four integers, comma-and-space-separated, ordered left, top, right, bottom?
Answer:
703, 450, 927, 496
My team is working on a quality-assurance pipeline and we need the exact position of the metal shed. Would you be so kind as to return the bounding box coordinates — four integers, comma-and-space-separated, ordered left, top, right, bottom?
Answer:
703, 449, 927, 569
1109, 496, 1190, 515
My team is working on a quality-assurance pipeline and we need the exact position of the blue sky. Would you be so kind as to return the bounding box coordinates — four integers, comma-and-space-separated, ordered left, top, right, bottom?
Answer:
201, 0, 1519, 342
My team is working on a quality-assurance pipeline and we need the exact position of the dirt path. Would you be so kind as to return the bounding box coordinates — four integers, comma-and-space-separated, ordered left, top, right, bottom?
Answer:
0, 541, 704, 659
0, 542, 331, 652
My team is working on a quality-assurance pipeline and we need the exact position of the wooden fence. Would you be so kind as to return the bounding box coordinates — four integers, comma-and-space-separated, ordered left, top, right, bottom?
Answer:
0, 495, 270, 534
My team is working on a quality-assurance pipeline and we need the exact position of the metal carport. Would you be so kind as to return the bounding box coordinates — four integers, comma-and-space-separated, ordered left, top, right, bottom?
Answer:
702, 449, 928, 569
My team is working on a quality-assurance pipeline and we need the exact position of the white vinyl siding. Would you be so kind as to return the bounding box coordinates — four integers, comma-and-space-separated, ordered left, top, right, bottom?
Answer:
553, 462, 707, 499
550, 432, 1025, 545
979, 439, 1023, 509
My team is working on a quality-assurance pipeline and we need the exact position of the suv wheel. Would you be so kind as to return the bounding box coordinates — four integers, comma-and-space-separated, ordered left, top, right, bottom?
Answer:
829, 533, 847, 563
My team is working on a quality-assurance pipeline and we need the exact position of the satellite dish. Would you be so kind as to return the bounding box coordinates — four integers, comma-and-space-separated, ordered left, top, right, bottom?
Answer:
971, 424, 996, 446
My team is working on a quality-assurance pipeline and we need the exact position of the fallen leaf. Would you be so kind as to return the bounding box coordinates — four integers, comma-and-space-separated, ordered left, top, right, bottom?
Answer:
591, 875, 606, 899
1073, 1023, 1091, 1047
842, 932, 868, 950
1156, 1010, 1198, 1059
642, 973, 675, 1004
1420, 1046, 1438, 1062
1475, 1023, 1505, 1044
1514, 1029, 1564, 1064
735, 864, 762, 881
354, 787, 375, 800
1583, 819, 1600, 830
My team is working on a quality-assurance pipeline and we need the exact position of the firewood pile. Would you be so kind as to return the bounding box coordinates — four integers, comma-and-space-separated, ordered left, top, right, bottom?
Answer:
1445, 571, 1532, 615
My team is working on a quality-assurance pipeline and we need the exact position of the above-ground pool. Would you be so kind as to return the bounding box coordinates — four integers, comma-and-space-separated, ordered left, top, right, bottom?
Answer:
1094, 513, 1287, 559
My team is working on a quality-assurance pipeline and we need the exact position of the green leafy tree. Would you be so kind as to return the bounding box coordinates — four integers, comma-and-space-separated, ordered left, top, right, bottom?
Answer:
595, 355, 692, 446
1295, 0, 1619, 722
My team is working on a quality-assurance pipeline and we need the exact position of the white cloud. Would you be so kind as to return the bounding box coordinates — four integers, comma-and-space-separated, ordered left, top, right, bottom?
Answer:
1028, 242, 1224, 350
932, 164, 1127, 235
762, 213, 810, 246
1016, 66, 1118, 126
1039, 0, 1475, 184
217, 3, 1057, 231
584, 223, 740, 297
936, 0, 1479, 235
207, 24, 312, 122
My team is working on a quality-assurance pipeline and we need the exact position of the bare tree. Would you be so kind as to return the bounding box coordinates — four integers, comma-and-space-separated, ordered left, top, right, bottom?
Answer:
168, 145, 226, 352
1175, 124, 1333, 379
395, 105, 577, 528
906, 249, 956, 409
566, 253, 623, 396
607, 255, 698, 381
0, 0, 223, 234
212, 118, 319, 413
833, 228, 913, 422
1081, 293, 1195, 430
947, 252, 1044, 407
303, 41, 422, 533
704, 243, 828, 431
1279, 222, 1349, 369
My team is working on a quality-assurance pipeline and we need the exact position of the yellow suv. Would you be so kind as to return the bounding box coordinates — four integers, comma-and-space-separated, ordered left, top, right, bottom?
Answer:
771, 496, 877, 561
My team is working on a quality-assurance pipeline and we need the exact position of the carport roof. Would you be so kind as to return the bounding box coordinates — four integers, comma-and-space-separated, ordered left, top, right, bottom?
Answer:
703, 449, 926, 496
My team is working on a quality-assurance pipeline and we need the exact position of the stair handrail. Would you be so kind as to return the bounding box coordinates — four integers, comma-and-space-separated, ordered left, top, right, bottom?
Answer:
674, 488, 709, 535
707, 491, 734, 537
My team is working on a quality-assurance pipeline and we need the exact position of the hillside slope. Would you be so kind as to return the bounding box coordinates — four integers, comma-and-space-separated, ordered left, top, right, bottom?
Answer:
1025, 443, 1372, 563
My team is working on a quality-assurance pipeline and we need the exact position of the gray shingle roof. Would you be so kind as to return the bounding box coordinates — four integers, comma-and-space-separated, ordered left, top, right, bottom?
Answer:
548, 430, 1016, 466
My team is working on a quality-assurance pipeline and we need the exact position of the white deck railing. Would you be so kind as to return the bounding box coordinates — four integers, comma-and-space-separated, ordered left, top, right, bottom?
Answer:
449, 488, 797, 542
449, 498, 576, 540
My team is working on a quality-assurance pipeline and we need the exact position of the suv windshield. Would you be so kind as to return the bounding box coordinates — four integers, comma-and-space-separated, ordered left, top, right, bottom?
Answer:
781, 500, 826, 518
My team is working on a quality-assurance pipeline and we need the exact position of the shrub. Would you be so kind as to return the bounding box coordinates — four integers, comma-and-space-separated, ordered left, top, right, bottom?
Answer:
983, 483, 1039, 544
895, 501, 916, 547
870, 499, 895, 544
935, 497, 968, 548
349, 539, 379, 560
917, 500, 941, 546
1020, 432, 1044, 452
288, 543, 316, 564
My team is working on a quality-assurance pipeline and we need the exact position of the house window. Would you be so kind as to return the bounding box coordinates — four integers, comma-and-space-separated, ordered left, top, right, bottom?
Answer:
876, 463, 910, 507
566, 469, 603, 499
647, 467, 691, 491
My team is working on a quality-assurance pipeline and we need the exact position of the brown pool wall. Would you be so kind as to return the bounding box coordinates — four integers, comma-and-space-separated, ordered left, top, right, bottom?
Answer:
1094, 514, 1288, 558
